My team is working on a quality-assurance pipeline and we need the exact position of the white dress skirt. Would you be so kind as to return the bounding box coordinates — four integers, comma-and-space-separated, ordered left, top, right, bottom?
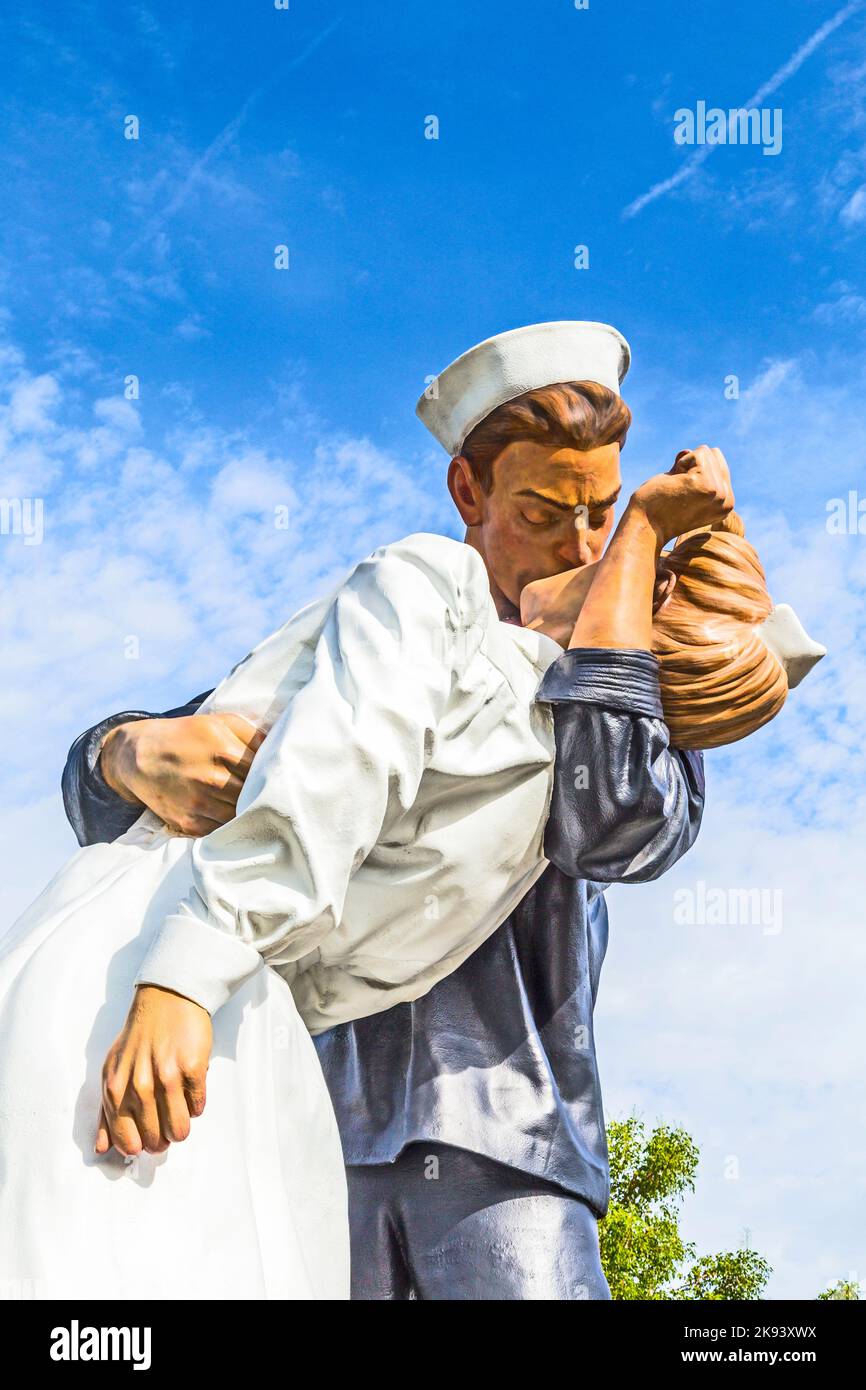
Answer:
0, 828, 349, 1300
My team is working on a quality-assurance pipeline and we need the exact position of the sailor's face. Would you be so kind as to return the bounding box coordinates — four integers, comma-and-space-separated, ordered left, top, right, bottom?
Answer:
464, 441, 623, 609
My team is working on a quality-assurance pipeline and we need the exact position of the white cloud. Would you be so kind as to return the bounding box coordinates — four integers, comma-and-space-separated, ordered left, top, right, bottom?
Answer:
814, 292, 866, 323
210, 452, 298, 516
840, 183, 866, 224
93, 396, 143, 432
8, 372, 61, 434
176, 313, 210, 341
731, 358, 800, 434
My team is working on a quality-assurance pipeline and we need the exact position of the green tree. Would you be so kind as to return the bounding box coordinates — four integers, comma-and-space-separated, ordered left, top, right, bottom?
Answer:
817, 1279, 861, 1300
600, 1116, 771, 1300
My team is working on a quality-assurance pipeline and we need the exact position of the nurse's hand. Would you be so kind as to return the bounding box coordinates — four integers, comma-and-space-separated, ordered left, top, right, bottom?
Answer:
96, 985, 212, 1157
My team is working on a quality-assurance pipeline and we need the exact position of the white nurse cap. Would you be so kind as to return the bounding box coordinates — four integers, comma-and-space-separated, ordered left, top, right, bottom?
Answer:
757, 604, 826, 688
416, 320, 631, 456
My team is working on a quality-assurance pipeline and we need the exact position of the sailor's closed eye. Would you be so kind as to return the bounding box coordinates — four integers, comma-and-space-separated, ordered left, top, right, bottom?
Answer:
520, 507, 555, 527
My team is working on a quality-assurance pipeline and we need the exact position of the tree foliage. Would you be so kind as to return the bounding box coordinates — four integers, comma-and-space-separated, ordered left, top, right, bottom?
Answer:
600, 1116, 771, 1300
817, 1279, 861, 1300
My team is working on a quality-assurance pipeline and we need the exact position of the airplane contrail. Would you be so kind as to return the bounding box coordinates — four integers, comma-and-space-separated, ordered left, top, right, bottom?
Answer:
623, 0, 865, 219
131, 15, 343, 251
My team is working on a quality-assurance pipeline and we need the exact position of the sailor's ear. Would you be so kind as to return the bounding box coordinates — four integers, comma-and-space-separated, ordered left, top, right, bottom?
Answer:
652, 564, 678, 615
448, 454, 485, 525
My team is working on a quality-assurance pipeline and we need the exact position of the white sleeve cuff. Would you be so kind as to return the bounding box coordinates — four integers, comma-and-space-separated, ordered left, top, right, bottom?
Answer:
134, 912, 264, 1015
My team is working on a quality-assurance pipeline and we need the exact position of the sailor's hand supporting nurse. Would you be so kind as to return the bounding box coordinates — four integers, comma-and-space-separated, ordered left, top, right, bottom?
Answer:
520, 446, 734, 649
96, 985, 212, 1157
100, 712, 265, 837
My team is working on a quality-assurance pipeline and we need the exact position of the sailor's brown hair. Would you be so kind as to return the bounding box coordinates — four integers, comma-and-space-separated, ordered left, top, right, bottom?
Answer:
459, 382, 632, 492
653, 513, 788, 750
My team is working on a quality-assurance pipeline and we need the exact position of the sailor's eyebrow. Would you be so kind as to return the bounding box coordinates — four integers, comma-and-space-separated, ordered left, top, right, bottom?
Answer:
514, 485, 622, 513
586, 487, 622, 512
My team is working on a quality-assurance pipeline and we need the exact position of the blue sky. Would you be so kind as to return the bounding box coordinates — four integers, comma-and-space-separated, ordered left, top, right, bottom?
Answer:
1, 0, 865, 1298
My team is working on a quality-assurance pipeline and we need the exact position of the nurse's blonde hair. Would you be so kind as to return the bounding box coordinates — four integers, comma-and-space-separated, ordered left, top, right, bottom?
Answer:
653, 513, 788, 750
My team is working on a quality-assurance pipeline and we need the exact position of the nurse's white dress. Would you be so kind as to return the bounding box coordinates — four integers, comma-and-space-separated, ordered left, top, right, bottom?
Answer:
0, 534, 561, 1300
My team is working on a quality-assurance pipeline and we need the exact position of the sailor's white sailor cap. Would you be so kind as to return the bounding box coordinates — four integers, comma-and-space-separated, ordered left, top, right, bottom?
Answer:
417, 320, 631, 456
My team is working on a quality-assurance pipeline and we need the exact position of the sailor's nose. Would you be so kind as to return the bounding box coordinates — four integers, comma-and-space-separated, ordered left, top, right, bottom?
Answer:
557, 526, 593, 569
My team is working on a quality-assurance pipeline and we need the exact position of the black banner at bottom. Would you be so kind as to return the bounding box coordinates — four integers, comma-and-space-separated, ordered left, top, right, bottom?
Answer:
0, 1294, 860, 1373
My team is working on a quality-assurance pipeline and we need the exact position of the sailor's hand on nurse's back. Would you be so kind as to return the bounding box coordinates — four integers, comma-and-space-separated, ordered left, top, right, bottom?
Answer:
631, 445, 735, 546
100, 713, 266, 838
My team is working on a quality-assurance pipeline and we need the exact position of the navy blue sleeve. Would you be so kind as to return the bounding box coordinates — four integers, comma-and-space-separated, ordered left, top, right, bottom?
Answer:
536, 648, 705, 883
61, 693, 214, 846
